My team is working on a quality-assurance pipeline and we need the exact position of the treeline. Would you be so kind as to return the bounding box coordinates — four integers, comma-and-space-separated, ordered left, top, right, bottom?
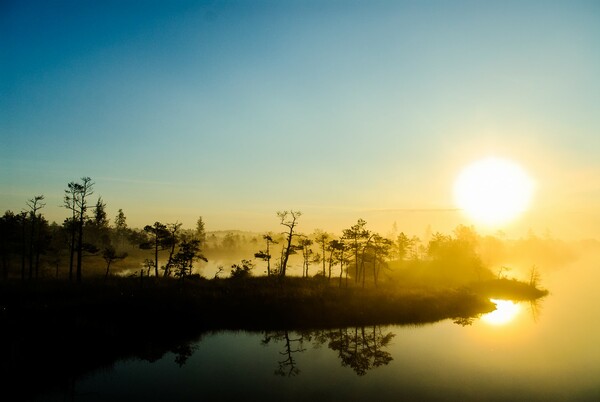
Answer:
0, 176, 574, 286
0, 177, 210, 283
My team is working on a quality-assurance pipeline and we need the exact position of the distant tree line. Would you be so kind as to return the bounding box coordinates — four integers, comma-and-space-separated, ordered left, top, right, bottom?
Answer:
0, 176, 569, 285
0, 177, 209, 282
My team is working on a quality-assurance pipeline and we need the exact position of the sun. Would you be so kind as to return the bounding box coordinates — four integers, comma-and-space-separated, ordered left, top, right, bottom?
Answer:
454, 157, 534, 226
481, 299, 521, 325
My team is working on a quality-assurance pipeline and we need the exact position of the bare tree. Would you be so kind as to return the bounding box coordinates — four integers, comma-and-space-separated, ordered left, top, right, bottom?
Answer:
63, 178, 94, 283
63, 184, 79, 281
74, 177, 94, 283
277, 210, 301, 277
25, 195, 45, 279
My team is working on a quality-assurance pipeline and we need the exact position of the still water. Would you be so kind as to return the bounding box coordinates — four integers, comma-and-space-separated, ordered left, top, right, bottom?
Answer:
43, 257, 600, 402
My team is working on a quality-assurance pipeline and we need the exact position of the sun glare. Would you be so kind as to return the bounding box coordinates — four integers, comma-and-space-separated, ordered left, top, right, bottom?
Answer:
454, 157, 534, 226
481, 299, 521, 326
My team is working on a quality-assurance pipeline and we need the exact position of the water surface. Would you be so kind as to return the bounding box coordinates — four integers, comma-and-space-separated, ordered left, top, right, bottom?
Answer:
42, 256, 600, 401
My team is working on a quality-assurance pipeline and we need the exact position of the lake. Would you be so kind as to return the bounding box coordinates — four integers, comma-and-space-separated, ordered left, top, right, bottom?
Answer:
39, 254, 600, 402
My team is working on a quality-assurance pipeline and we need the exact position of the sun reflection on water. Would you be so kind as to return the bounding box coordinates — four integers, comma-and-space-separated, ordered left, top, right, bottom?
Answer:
481, 299, 521, 326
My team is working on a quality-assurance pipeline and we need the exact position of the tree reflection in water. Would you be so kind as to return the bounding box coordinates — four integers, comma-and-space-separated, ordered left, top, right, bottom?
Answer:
263, 326, 395, 377
172, 342, 197, 367
262, 330, 308, 376
324, 326, 395, 376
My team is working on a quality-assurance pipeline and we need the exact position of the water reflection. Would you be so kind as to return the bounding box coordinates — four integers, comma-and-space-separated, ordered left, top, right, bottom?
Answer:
262, 331, 307, 376
321, 326, 395, 376
262, 326, 395, 377
481, 299, 521, 325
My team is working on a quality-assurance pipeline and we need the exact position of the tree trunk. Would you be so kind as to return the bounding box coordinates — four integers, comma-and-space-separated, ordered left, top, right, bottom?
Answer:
266, 240, 271, 277
354, 243, 359, 284
164, 234, 177, 277
339, 256, 343, 288
104, 260, 112, 281
68, 228, 75, 281
28, 216, 34, 280
20, 222, 26, 281
281, 227, 293, 277
154, 236, 159, 277
76, 217, 83, 283
328, 248, 334, 280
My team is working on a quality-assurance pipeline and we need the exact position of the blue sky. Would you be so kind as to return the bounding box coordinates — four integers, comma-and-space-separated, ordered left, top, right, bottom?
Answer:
2, 1, 599, 237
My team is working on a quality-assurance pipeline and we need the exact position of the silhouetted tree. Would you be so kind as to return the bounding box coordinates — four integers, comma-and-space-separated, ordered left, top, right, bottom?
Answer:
102, 246, 127, 280
298, 237, 314, 278
528, 265, 541, 288
230, 259, 254, 279
63, 182, 78, 280
46, 222, 68, 279
114, 208, 128, 247
277, 210, 301, 277
313, 229, 330, 277
359, 233, 375, 288
371, 234, 393, 286
26, 195, 45, 279
17, 212, 27, 280
343, 219, 369, 284
64, 177, 94, 283
395, 232, 413, 261
140, 222, 169, 277
195, 216, 206, 248
86, 197, 110, 249
142, 258, 155, 277
221, 232, 240, 249
163, 222, 182, 277
0, 211, 20, 279
328, 239, 347, 287
173, 238, 207, 280
255, 233, 278, 276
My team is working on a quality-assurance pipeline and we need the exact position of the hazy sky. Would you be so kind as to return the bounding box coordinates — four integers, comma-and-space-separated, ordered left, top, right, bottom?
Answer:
2, 1, 599, 238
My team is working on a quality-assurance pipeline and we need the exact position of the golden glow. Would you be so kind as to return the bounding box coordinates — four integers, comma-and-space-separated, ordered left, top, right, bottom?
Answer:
454, 157, 534, 226
481, 299, 521, 325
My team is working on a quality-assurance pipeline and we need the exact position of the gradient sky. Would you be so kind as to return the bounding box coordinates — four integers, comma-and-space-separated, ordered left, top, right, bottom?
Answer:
2, 0, 599, 238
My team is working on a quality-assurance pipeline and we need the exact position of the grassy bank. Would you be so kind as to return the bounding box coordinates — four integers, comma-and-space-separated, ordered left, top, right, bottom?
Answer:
0, 276, 498, 331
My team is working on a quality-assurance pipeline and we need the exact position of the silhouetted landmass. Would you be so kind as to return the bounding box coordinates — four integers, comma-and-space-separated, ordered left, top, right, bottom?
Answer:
469, 278, 549, 300
0, 275, 548, 400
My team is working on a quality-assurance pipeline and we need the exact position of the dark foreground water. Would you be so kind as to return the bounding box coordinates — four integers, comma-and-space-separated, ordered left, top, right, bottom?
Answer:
39, 257, 600, 402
